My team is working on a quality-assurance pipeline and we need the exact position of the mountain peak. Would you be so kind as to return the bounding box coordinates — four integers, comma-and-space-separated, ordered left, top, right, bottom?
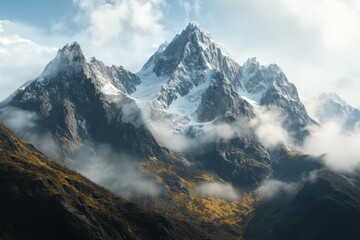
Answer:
187, 21, 200, 28
137, 22, 241, 110
57, 41, 85, 62
185, 21, 205, 32
140, 22, 230, 78
183, 21, 211, 39
64, 41, 81, 49
319, 92, 347, 105
39, 42, 86, 78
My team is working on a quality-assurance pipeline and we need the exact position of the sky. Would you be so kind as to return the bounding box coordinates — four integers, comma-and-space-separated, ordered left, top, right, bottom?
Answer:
1, 0, 360, 106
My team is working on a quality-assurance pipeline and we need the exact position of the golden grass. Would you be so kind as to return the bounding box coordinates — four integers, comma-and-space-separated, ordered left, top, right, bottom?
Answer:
139, 157, 260, 239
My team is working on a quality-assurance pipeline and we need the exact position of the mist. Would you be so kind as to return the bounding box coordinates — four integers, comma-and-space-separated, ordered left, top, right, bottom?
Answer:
145, 109, 253, 153
0, 106, 162, 199
250, 106, 293, 148
256, 171, 318, 199
256, 179, 299, 199
76, 145, 162, 199
0, 107, 58, 158
301, 121, 360, 172
194, 182, 240, 201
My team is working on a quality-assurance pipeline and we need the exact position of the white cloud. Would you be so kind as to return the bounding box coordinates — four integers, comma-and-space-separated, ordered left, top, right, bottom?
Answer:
280, 0, 360, 50
146, 110, 251, 153
301, 122, 360, 172
177, 0, 202, 20
0, 35, 31, 45
0, 107, 59, 158
77, 145, 162, 198
256, 179, 300, 199
195, 182, 240, 201
0, 48, 10, 57
73, 0, 167, 67
0, 21, 57, 101
256, 171, 317, 199
250, 106, 292, 148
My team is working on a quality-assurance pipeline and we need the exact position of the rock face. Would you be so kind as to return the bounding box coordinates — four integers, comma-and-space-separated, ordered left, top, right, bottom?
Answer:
0, 122, 209, 240
196, 71, 254, 122
235, 58, 316, 142
1, 42, 161, 164
138, 22, 241, 111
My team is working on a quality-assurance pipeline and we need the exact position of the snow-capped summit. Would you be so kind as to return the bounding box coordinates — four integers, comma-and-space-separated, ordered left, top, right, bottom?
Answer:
1, 42, 154, 164
135, 22, 241, 117
40, 41, 87, 79
235, 57, 315, 141
133, 22, 315, 142
237, 57, 292, 104
29, 42, 140, 97
58, 41, 84, 61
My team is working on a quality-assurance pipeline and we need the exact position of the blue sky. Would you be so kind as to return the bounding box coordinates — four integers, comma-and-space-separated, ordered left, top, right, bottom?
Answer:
0, 0, 74, 29
1, 0, 360, 106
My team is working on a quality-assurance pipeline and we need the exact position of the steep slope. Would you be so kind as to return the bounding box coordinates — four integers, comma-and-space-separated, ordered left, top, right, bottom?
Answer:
235, 58, 316, 141
196, 70, 254, 122
1, 42, 162, 164
244, 148, 360, 240
0, 122, 209, 240
245, 171, 360, 240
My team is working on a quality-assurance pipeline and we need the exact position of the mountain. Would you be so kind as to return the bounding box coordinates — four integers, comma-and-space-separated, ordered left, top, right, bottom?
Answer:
135, 23, 314, 136
131, 22, 315, 187
0, 122, 209, 240
1, 42, 163, 165
0, 22, 318, 197
2, 21, 358, 240
0, 34, 266, 237
304, 92, 360, 130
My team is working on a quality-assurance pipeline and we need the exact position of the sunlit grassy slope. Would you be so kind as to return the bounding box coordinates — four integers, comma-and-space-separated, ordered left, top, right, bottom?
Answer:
139, 157, 260, 240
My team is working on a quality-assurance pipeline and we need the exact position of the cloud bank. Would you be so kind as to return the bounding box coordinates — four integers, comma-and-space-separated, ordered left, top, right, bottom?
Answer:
146, 112, 252, 152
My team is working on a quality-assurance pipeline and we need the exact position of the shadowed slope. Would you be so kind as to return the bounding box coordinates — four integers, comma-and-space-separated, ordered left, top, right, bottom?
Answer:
0, 122, 209, 240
